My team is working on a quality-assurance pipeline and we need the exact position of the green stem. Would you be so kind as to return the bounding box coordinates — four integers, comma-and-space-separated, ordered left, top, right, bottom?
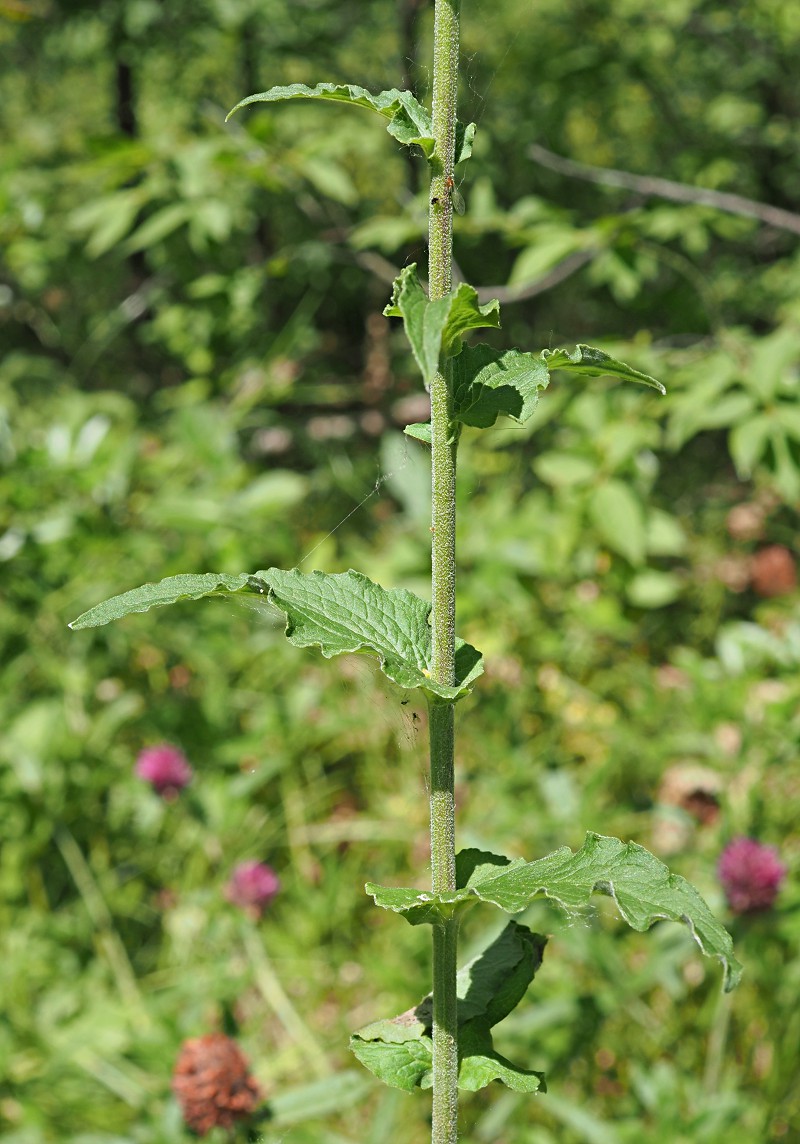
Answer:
428, 2, 461, 1142
429, 702, 459, 1142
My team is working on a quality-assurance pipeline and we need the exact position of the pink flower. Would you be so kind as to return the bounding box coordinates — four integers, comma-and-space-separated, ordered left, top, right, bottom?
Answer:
135, 744, 193, 798
718, 837, 787, 914
225, 861, 280, 916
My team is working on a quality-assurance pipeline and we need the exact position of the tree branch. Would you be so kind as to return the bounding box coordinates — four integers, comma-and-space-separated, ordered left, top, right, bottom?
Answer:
529, 143, 800, 237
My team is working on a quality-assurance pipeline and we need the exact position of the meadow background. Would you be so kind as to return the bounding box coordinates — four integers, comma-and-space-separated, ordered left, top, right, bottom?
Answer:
1, 0, 799, 1140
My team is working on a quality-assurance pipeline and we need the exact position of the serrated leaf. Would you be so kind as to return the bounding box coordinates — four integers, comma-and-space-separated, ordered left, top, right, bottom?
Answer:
368, 834, 742, 991
543, 345, 666, 394
69, 568, 483, 702
226, 82, 475, 164
350, 922, 546, 1093
452, 344, 550, 428
384, 265, 501, 386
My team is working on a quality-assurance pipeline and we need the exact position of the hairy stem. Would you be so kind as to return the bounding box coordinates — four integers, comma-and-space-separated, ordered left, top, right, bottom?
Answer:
428, 2, 461, 1142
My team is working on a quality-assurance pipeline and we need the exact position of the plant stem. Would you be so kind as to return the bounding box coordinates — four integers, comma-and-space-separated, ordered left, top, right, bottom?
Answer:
428, 2, 461, 1142
429, 702, 459, 1142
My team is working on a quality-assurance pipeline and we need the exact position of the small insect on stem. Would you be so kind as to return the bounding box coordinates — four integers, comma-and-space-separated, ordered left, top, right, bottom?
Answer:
445, 174, 465, 216
430, 176, 465, 215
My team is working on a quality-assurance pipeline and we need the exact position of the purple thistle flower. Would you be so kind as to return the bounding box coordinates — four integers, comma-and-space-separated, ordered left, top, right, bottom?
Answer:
718, 837, 787, 914
225, 861, 280, 916
135, 744, 193, 799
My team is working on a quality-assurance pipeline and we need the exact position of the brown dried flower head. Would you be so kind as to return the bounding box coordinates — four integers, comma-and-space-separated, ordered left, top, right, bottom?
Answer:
172, 1033, 261, 1136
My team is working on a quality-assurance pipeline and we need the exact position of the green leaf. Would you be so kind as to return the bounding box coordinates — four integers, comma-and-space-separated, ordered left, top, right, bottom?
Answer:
384, 273, 663, 414
69, 568, 483, 702
350, 922, 547, 1093
368, 834, 742, 991
645, 509, 687, 557
457, 921, 546, 1029
68, 571, 255, 628
729, 413, 771, 477
698, 391, 756, 429
403, 422, 432, 444
457, 1022, 545, 1093
123, 203, 190, 253
350, 1030, 433, 1093
534, 451, 596, 487
626, 570, 682, 608
226, 82, 476, 165
365, 883, 454, 926
773, 402, 800, 442
70, 190, 143, 258
452, 345, 550, 428
543, 345, 666, 394
589, 480, 647, 565
384, 265, 501, 386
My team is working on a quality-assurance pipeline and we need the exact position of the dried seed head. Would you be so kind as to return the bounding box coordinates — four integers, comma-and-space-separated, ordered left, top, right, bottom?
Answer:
172, 1033, 261, 1136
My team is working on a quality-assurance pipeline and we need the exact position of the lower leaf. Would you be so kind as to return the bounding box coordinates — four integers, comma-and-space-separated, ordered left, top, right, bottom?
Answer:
350, 922, 547, 1093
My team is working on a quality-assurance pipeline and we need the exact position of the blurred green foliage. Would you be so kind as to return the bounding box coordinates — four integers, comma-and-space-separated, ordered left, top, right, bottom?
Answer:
1, 0, 799, 1140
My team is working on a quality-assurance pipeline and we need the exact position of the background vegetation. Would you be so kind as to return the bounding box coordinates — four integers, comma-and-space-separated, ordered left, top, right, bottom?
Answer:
1, 0, 798, 1140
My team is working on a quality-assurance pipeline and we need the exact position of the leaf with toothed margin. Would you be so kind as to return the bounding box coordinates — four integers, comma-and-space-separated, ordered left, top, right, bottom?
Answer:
226, 82, 475, 165
350, 921, 547, 1093
543, 344, 665, 393
403, 343, 662, 441
366, 833, 742, 992
451, 344, 551, 429
384, 264, 501, 387
69, 568, 483, 703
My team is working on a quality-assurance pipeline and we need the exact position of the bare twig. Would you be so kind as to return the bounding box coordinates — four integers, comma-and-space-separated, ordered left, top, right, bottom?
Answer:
529, 143, 800, 237
470, 249, 596, 305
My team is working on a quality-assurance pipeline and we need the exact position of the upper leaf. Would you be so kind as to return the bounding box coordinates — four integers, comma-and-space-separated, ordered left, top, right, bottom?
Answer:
69, 568, 483, 703
543, 344, 666, 394
226, 83, 476, 165
350, 922, 546, 1093
383, 271, 664, 438
367, 832, 742, 991
384, 264, 501, 386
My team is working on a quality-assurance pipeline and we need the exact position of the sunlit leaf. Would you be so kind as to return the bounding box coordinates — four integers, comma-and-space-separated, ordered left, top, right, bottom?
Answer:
368, 833, 742, 991
226, 82, 475, 164
543, 345, 666, 393
384, 264, 501, 386
69, 569, 483, 702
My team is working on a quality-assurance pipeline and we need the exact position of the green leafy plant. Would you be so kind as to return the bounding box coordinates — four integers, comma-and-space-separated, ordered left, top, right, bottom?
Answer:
70, 3, 740, 1140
